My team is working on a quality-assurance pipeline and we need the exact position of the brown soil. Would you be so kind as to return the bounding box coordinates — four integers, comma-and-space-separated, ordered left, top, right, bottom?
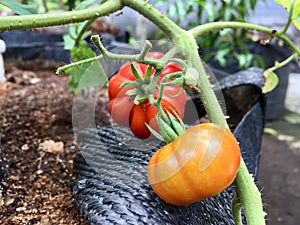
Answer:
0, 59, 109, 224
0, 59, 299, 225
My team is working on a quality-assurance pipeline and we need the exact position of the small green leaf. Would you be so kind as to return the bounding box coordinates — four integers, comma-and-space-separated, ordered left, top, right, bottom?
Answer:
215, 48, 230, 67
63, 35, 75, 50
262, 70, 279, 93
144, 123, 165, 142
0, 0, 37, 15
74, 61, 108, 92
130, 64, 142, 80
295, 12, 300, 29
264, 127, 278, 136
236, 53, 253, 69
75, 0, 98, 10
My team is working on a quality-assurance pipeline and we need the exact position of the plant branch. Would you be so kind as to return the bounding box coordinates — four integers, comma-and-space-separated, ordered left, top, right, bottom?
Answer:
189, 21, 300, 56
91, 35, 165, 70
0, 0, 123, 31
268, 53, 298, 72
279, 0, 295, 35
56, 55, 104, 74
74, 18, 96, 47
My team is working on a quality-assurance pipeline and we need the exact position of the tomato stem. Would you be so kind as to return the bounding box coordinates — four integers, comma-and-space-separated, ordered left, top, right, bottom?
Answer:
232, 195, 243, 225
189, 21, 300, 57
235, 160, 266, 225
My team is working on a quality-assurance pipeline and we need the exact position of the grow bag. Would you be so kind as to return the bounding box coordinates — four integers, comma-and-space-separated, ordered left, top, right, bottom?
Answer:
0, 30, 70, 63
0, 31, 129, 63
73, 67, 265, 224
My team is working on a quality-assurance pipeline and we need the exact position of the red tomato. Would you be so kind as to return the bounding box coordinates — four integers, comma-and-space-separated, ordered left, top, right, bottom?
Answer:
148, 123, 241, 206
108, 52, 186, 139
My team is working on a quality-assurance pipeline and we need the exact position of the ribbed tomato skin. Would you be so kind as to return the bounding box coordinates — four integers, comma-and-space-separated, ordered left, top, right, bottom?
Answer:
108, 52, 186, 139
148, 123, 241, 206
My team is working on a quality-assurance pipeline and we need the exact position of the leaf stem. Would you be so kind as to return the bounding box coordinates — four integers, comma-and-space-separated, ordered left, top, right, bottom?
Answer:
268, 53, 298, 72
56, 55, 104, 74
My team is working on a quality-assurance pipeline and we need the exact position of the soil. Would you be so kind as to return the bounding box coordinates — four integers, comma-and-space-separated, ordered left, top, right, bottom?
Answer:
0, 59, 109, 225
0, 58, 299, 224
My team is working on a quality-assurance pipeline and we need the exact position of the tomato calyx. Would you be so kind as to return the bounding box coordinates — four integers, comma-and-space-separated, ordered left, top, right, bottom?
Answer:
120, 63, 160, 105
146, 96, 186, 143
120, 60, 189, 142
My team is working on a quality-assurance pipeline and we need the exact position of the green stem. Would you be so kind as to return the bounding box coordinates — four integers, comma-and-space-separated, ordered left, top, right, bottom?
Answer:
0, 0, 123, 31
268, 53, 298, 72
235, 160, 266, 225
74, 18, 96, 47
138, 40, 153, 60
189, 21, 300, 56
91, 35, 165, 69
56, 55, 104, 74
279, 0, 295, 35
232, 196, 243, 225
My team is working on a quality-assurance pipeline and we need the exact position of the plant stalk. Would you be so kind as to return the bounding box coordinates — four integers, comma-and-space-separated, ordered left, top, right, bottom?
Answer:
0, 0, 123, 31
235, 160, 266, 225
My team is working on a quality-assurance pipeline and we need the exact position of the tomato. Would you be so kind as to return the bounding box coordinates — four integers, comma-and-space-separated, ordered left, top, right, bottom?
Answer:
108, 52, 186, 139
148, 123, 241, 206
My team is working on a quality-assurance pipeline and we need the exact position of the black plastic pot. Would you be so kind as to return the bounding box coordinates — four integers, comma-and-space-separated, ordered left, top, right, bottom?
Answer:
250, 41, 291, 121
0, 30, 70, 63
0, 30, 129, 63
72, 67, 265, 224
204, 40, 291, 121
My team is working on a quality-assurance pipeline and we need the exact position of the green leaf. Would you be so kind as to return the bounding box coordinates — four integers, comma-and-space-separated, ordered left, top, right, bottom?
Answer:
236, 53, 254, 69
75, 0, 98, 10
215, 48, 230, 67
76, 61, 107, 90
0, 0, 37, 15
262, 70, 279, 93
63, 34, 75, 50
275, 0, 300, 30
295, 12, 300, 25
264, 127, 278, 136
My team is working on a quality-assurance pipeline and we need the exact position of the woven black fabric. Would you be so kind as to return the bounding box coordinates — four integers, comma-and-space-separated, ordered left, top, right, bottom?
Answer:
73, 68, 265, 224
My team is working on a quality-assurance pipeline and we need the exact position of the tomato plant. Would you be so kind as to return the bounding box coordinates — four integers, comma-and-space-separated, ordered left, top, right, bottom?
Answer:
108, 52, 187, 139
148, 123, 241, 206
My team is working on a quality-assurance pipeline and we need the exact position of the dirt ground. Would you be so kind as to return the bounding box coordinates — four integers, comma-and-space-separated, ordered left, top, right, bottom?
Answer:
0, 59, 91, 224
0, 59, 299, 224
259, 120, 300, 225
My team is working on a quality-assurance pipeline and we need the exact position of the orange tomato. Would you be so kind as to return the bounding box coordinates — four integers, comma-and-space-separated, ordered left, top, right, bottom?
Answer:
148, 123, 241, 206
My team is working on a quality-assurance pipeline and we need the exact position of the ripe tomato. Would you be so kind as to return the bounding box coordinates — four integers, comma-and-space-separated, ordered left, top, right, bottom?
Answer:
148, 123, 241, 206
108, 52, 186, 139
